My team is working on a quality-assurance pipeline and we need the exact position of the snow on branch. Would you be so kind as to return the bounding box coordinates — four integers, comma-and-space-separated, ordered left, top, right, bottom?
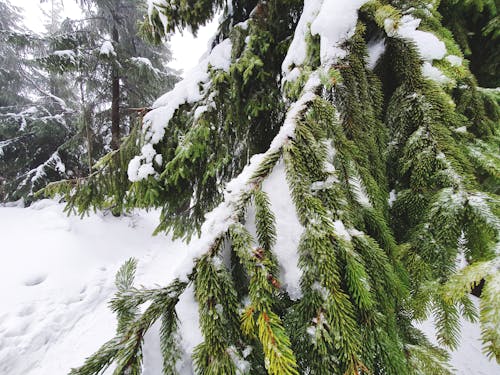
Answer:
17, 151, 66, 193
171, 72, 321, 283
282, 0, 369, 81
127, 38, 232, 182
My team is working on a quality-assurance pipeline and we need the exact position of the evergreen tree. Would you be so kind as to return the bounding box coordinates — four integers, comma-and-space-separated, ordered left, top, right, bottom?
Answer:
76, 0, 178, 150
46, 0, 499, 374
0, 0, 177, 202
0, 0, 77, 201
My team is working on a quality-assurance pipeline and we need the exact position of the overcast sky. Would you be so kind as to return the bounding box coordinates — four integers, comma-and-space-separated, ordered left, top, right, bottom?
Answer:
17, 0, 216, 76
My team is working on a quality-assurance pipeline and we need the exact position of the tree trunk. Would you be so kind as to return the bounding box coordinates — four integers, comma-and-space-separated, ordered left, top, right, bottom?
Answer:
110, 24, 120, 150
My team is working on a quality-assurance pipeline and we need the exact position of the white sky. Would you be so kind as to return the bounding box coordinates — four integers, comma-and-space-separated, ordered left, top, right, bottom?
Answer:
17, 0, 216, 76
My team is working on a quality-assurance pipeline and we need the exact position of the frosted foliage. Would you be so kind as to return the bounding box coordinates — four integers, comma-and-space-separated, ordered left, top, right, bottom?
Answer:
53, 50, 76, 63
349, 173, 371, 207
171, 153, 267, 282
263, 161, 304, 300
131, 56, 153, 68
468, 193, 500, 232
281, 0, 323, 77
269, 72, 321, 151
385, 15, 446, 61
28, 152, 66, 187
167, 71, 321, 283
147, 0, 169, 33
283, 0, 368, 79
99, 41, 115, 56
127, 39, 232, 182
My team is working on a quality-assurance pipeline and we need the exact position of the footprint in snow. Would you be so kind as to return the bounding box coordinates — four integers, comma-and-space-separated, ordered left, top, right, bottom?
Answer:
23, 274, 47, 286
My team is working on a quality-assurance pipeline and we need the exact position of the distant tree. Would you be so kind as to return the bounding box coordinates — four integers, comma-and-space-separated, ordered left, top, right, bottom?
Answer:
75, 0, 178, 150
0, 0, 177, 202
0, 0, 76, 201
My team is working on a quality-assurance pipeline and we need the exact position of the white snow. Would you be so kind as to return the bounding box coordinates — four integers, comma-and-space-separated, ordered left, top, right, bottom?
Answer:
175, 286, 203, 373
131, 56, 153, 68
27, 151, 66, 187
262, 161, 304, 300
128, 144, 158, 182
130, 57, 165, 76
415, 297, 500, 375
99, 41, 116, 56
282, 0, 369, 78
333, 220, 352, 242
446, 55, 463, 67
388, 189, 397, 207
270, 72, 321, 151
454, 126, 467, 134
384, 15, 450, 84
366, 38, 386, 70
0, 200, 195, 375
0, 201, 498, 374
281, 0, 324, 77
53, 50, 75, 62
385, 15, 446, 61
310, 0, 369, 64
422, 61, 452, 84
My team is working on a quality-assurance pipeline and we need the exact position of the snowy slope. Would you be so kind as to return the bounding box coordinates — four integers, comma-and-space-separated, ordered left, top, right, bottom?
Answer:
0, 200, 498, 374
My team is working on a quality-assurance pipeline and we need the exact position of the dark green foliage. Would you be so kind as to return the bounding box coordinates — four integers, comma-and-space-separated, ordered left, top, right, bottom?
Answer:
439, 0, 499, 87
0, 1, 80, 202
192, 240, 242, 374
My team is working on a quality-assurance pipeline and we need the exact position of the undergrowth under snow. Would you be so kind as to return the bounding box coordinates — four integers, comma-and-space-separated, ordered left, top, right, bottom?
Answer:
0, 200, 498, 374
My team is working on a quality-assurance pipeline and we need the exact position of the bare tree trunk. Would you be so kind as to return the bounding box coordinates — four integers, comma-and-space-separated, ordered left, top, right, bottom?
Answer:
110, 24, 120, 150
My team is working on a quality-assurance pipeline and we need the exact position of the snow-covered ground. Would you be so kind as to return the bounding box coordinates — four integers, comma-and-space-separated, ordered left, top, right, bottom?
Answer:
0, 200, 498, 374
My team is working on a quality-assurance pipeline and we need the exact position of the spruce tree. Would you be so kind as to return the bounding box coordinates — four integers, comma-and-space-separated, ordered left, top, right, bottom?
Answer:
76, 0, 178, 150
46, 0, 499, 374
0, 0, 78, 201
0, 0, 177, 202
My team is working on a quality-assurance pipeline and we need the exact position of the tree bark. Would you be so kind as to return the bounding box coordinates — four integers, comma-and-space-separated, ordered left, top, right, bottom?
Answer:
110, 24, 120, 150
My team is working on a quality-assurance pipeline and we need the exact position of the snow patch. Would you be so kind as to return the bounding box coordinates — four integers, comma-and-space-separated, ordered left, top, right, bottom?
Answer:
282, 0, 324, 78
175, 285, 203, 374
415, 297, 500, 375
385, 15, 446, 61
422, 61, 452, 84
99, 41, 115, 56
333, 220, 351, 242
384, 15, 450, 84
446, 55, 462, 67
310, 0, 369, 64
263, 161, 304, 300
366, 38, 385, 70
